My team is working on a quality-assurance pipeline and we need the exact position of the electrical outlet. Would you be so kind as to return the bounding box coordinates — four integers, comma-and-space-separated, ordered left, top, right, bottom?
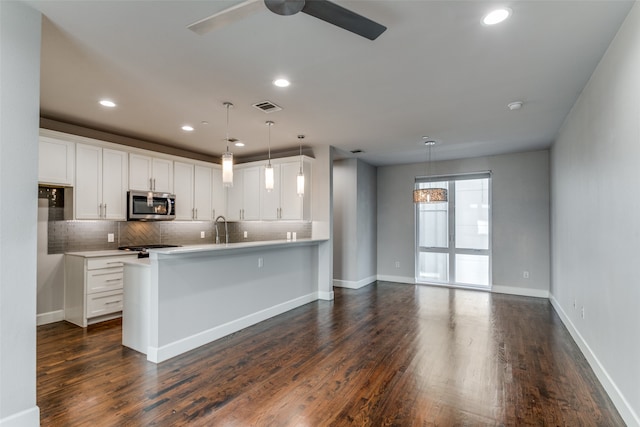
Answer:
244, 231, 248, 238
107, 233, 114, 243
258, 257, 263, 268
523, 271, 530, 279
395, 261, 400, 269
573, 299, 577, 309
200, 231, 205, 239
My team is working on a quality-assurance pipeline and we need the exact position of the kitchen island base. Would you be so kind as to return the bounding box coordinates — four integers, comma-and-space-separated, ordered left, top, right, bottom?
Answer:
123, 240, 331, 363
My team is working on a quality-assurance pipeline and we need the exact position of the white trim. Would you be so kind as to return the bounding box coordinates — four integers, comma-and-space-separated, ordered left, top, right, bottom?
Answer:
491, 285, 549, 299
333, 275, 376, 289
0, 406, 40, 427
147, 292, 319, 363
376, 275, 415, 285
36, 310, 64, 326
317, 290, 334, 301
550, 295, 640, 427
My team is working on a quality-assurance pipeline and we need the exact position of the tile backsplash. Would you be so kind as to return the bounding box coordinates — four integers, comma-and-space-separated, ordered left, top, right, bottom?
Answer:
47, 220, 312, 254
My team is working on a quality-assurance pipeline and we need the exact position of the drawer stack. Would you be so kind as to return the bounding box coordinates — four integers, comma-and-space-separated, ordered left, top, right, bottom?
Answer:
65, 254, 137, 327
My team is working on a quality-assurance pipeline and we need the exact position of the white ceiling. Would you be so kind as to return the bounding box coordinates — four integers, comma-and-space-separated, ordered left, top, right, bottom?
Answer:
31, 0, 633, 166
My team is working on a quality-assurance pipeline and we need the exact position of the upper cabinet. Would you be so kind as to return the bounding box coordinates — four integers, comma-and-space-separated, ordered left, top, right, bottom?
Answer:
75, 144, 128, 220
258, 158, 312, 221
174, 161, 217, 221
129, 154, 173, 193
226, 166, 261, 221
38, 135, 75, 185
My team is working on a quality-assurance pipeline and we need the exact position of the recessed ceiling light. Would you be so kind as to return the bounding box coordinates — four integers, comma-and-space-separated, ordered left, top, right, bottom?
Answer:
181, 125, 194, 132
483, 8, 511, 25
507, 101, 523, 111
234, 141, 245, 147
99, 99, 116, 108
273, 78, 290, 88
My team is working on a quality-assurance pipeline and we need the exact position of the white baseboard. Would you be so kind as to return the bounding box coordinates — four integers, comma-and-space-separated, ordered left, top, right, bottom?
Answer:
0, 406, 39, 427
318, 290, 334, 301
491, 285, 549, 299
333, 275, 376, 289
376, 275, 415, 285
147, 292, 320, 363
549, 295, 639, 427
36, 309, 64, 326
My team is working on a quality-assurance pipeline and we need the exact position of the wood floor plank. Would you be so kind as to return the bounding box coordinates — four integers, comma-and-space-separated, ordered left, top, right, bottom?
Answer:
37, 282, 625, 426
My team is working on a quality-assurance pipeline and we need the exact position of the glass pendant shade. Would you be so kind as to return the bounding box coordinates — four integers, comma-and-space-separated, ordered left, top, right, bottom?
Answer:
297, 172, 305, 197
265, 164, 274, 192
222, 151, 233, 187
413, 188, 448, 203
146, 191, 153, 207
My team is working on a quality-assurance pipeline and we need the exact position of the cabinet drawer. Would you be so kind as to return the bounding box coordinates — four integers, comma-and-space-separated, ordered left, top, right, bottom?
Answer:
87, 257, 131, 270
87, 289, 123, 318
87, 269, 124, 293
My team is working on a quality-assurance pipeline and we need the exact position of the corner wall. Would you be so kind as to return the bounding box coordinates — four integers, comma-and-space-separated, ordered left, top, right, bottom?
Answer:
550, 3, 640, 425
377, 150, 550, 297
0, 1, 41, 425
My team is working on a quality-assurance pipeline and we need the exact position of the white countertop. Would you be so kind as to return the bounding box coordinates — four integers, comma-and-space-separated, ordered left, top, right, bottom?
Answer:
149, 238, 326, 256
67, 238, 327, 259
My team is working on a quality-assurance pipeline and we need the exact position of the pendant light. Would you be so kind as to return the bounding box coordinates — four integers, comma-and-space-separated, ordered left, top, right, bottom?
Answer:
413, 139, 448, 203
221, 102, 234, 187
296, 135, 305, 197
265, 121, 274, 192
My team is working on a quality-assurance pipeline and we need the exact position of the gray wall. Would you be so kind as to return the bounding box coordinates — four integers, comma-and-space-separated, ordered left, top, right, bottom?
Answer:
333, 158, 377, 288
377, 150, 550, 297
551, 3, 640, 424
0, 1, 41, 424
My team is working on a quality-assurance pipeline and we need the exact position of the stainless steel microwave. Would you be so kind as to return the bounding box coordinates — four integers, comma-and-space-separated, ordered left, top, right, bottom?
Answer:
127, 191, 176, 221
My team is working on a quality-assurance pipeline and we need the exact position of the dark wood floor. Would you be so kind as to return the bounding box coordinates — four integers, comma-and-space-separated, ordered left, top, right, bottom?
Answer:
37, 282, 625, 426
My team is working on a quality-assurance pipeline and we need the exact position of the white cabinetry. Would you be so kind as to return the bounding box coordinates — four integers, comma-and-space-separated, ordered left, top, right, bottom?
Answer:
227, 166, 260, 220
38, 135, 75, 185
174, 161, 215, 220
258, 159, 312, 221
129, 153, 173, 193
75, 143, 128, 220
65, 253, 137, 327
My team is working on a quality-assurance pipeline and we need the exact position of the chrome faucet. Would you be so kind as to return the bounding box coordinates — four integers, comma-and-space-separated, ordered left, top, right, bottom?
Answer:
214, 215, 229, 244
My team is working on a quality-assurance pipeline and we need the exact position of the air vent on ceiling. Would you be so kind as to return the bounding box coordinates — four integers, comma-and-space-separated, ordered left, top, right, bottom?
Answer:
252, 100, 282, 113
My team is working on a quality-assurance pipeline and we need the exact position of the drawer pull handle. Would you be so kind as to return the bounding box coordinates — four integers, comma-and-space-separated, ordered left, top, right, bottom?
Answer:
106, 262, 123, 265
91, 271, 123, 277
105, 300, 122, 305
106, 278, 122, 282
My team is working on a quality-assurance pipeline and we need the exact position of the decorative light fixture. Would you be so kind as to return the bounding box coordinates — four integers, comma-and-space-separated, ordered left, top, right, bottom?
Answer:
413, 139, 448, 204
222, 102, 234, 187
297, 135, 305, 197
265, 121, 275, 192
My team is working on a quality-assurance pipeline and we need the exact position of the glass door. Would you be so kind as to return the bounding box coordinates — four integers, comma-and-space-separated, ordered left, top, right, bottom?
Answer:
415, 174, 491, 289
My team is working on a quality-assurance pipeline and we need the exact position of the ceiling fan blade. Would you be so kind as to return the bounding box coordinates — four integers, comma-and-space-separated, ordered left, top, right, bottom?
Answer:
301, 0, 386, 40
187, 0, 264, 35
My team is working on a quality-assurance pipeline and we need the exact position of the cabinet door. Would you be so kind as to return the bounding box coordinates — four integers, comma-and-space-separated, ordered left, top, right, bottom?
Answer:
243, 167, 261, 220
129, 154, 153, 191
102, 149, 128, 220
226, 170, 243, 221
152, 158, 173, 193
39, 136, 74, 185
75, 144, 102, 219
211, 167, 226, 220
173, 161, 195, 220
260, 164, 281, 220
280, 161, 311, 220
194, 165, 213, 220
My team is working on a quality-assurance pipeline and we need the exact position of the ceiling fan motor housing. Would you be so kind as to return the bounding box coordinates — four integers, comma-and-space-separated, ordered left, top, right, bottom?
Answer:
264, 0, 305, 16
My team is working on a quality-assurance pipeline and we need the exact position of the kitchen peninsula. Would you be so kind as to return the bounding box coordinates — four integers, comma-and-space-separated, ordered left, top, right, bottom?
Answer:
123, 238, 331, 363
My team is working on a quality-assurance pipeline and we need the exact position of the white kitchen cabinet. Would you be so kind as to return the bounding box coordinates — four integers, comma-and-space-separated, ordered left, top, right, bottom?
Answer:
75, 143, 128, 220
259, 164, 281, 220
173, 161, 195, 220
129, 153, 173, 193
38, 135, 75, 185
174, 161, 214, 220
211, 167, 226, 220
227, 166, 260, 220
258, 159, 312, 221
65, 253, 138, 327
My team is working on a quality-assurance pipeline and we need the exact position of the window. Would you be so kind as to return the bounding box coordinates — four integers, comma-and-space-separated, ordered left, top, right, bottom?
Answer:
415, 173, 491, 289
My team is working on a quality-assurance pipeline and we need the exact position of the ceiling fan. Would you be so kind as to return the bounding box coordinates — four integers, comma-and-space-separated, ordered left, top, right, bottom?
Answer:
188, 0, 387, 41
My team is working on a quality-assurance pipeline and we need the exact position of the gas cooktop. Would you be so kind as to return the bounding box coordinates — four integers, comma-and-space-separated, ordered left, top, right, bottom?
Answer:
118, 244, 181, 258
